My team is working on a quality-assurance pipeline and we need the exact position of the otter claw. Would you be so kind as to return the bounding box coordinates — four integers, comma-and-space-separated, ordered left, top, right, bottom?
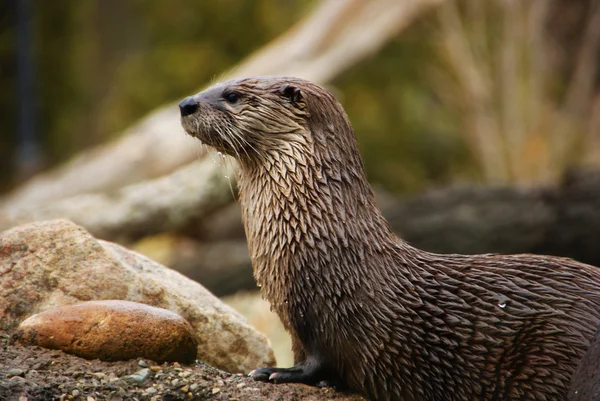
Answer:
248, 364, 326, 385
248, 368, 273, 382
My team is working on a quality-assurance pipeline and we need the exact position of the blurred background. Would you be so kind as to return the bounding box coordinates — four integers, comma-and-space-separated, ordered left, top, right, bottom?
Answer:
1, 0, 600, 366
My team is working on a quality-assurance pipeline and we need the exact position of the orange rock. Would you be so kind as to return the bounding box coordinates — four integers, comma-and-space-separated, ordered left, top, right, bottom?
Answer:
16, 300, 198, 363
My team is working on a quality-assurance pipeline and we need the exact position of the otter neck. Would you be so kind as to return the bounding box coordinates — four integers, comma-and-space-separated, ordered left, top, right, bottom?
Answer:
237, 136, 400, 322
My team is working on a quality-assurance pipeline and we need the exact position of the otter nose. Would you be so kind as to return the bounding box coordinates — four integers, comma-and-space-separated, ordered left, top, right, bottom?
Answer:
179, 97, 198, 117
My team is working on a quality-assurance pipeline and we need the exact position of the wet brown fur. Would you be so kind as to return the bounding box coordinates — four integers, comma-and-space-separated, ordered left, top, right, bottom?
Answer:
181, 77, 600, 400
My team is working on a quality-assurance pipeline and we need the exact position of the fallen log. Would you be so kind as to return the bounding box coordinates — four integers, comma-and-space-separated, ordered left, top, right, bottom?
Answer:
0, 159, 236, 243
385, 169, 600, 267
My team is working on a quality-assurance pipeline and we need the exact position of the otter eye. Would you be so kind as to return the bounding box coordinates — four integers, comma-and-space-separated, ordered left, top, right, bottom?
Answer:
224, 92, 240, 104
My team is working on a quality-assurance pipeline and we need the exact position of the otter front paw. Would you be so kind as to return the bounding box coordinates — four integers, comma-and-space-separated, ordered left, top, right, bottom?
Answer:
249, 362, 328, 385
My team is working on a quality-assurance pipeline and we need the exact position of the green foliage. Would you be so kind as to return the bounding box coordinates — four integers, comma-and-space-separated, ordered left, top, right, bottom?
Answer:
5, 1, 591, 193
334, 22, 471, 193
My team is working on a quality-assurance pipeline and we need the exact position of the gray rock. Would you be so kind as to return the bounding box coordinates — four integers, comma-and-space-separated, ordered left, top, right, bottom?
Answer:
8, 368, 25, 377
122, 368, 153, 384
0, 220, 275, 373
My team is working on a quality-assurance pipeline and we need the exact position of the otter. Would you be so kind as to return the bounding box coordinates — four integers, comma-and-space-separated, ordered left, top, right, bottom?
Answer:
179, 76, 600, 400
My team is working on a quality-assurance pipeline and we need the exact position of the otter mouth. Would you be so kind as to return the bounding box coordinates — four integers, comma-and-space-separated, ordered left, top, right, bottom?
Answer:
179, 96, 210, 142
180, 113, 240, 157
180, 116, 200, 139
178, 95, 242, 157
180, 116, 213, 145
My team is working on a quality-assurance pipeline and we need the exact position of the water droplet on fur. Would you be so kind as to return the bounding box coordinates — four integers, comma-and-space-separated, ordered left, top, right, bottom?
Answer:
217, 151, 223, 157
498, 303, 506, 308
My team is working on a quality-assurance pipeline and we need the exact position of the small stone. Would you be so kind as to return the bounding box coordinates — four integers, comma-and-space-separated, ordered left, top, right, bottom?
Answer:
93, 372, 106, 379
87, 397, 96, 401
217, 380, 225, 387
8, 368, 25, 377
212, 388, 221, 394
122, 368, 153, 384
18, 397, 28, 401
16, 300, 198, 363
171, 378, 179, 387
180, 385, 189, 392
145, 387, 158, 395
138, 360, 149, 368
180, 371, 192, 378
189, 384, 199, 392
187, 393, 193, 399
172, 362, 181, 368
9, 376, 26, 383
72, 390, 80, 397
236, 383, 245, 388
150, 365, 162, 372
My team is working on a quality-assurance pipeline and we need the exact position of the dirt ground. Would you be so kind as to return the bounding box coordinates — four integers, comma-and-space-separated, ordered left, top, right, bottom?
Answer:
0, 331, 365, 401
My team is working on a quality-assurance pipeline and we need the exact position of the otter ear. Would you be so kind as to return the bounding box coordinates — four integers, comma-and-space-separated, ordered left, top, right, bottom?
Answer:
280, 84, 302, 104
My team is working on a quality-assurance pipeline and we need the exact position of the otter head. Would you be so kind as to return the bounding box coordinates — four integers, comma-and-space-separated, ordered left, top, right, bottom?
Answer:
179, 76, 361, 173
179, 77, 309, 165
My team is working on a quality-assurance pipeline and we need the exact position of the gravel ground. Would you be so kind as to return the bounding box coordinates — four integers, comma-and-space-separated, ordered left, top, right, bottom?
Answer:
0, 331, 365, 401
